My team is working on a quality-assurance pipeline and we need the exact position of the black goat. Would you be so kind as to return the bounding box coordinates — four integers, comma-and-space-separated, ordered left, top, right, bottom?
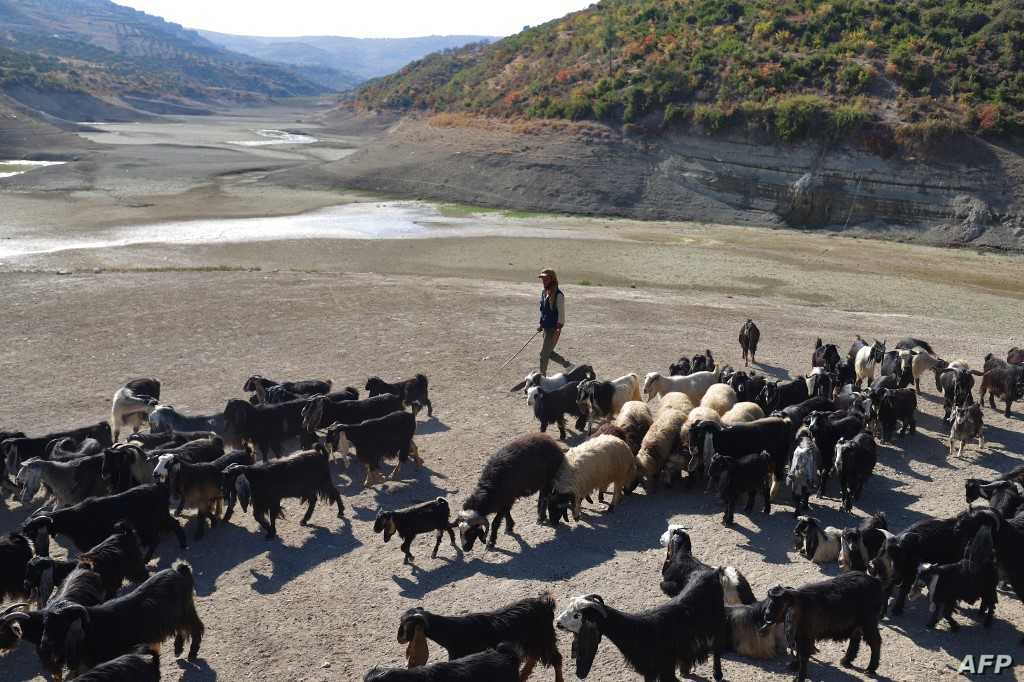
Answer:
727, 371, 767, 404
22, 484, 187, 561
691, 349, 716, 373
834, 432, 877, 511
739, 319, 760, 367
956, 509, 1024, 641
0, 532, 32, 602
0, 565, 105, 676
0, 430, 27, 491
868, 510, 974, 616
879, 350, 914, 389
876, 388, 917, 442
366, 374, 433, 418
937, 366, 975, 422
838, 512, 890, 573
374, 498, 457, 564
660, 527, 755, 604
806, 410, 865, 498
707, 452, 772, 526
74, 645, 161, 682
895, 337, 934, 354
458, 433, 564, 550
812, 339, 842, 373
529, 381, 587, 440
322, 410, 420, 487
244, 374, 333, 403
223, 448, 344, 539
24, 556, 77, 608
398, 593, 562, 680
757, 377, 809, 412
2, 422, 112, 484
75, 522, 149, 600
965, 479, 1024, 518
301, 393, 402, 436
223, 398, 310, 462
669, 357, 692, 376
365, 643, 521, 681
775, 396, 834, 425
38, 561, 203, 676
979, 359, 1024, 418
689, 418, 791, 489
762, 572, 883, 682
910, 525, 997, 631
556, 572, 725, 681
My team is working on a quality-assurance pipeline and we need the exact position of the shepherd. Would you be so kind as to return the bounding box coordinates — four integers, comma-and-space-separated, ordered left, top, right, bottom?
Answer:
537, 268, 574, 375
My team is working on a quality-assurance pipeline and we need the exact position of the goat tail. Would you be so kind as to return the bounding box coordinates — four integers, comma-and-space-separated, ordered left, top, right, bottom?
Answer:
538, 590, 556, 613
415, 373, 429, 390
732, 568, 757, 605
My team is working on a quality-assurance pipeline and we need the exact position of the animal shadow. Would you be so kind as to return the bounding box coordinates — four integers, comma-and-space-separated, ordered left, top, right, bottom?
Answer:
249, 525, 361, 595
416, 417, 450, 435
178, 658, 218, 681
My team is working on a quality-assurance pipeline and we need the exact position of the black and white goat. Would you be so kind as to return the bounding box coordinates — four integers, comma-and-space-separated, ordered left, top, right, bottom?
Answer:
37, 561, 203, 676
793, 516, 841, 564
910, 525, 998, 631
458, 433, 564, 550
365, 643, 521, 681
321, 410, 420, 487
373, 498, 458, 564
965, 479, 1024, 518
556, 572, 725, 681
868, 510, 974, 616
949, 402, 985, 457
397, 593, 562, 680
509, 365, 596, 393
223, 449, 344, 539
527, 381, 588, 439
756, 378, 809, 412
659, 527, 755, 605
786, 428, 818, 516
806, 410, 865, 498
838, 513, 891, 573
110, 379, 160, 442
762, 572, 884, 681
152, 448, 253, 538
22, 484, 187, 561
366, 374, 433, 418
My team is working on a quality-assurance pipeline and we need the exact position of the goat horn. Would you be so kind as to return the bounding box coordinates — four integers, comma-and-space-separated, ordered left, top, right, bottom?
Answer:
0, 603, 29, 617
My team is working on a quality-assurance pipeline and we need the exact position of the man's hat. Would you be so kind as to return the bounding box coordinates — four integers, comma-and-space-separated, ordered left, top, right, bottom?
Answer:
537, 268, 557, 279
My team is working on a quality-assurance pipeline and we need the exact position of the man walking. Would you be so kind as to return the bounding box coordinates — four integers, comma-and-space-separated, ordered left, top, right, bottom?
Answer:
537, 268, 573, 375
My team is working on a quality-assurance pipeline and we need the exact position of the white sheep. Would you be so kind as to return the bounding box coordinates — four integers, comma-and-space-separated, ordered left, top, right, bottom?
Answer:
642, 370, 717, 403
721, 402, 765, 426
636, 408, 687, 488
657, 392, 694, 419
699, 383, 738, 416
549, 435, 636, 522
603, 400, 653, 455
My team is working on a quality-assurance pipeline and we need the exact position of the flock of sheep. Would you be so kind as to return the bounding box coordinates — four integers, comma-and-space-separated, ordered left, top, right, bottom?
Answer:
0, 320, 1023, 680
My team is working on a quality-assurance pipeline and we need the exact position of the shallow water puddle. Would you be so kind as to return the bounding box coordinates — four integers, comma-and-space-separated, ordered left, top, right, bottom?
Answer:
0, 201, 593, 260
0, 160, 66, 179
227, 129, 318, 146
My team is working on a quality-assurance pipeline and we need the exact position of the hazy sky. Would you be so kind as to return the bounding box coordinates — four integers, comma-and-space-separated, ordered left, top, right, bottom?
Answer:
113, 1, 595, 38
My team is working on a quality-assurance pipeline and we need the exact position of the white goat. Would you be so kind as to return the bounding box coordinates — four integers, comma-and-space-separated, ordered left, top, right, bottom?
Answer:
912, 352, 945, 394
643, 371, 716, 403
110, 387, 158, 441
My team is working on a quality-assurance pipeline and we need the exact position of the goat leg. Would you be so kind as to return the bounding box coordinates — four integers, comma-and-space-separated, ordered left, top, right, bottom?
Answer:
519, 655, 537, 681
402, 536, 414, 564
301, 498, 316, 525
431, 530, 443, 558
841, 634, 861, 667
446, 525, 459, 551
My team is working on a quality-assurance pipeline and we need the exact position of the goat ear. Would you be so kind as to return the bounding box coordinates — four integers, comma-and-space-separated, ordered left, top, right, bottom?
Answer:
10, 621, 22, 639
405, 624, 429, 668
510, 381, 527, 392
574, 620, 602, 678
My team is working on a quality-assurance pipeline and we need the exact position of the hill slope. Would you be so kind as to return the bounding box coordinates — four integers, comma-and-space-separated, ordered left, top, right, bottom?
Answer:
198, 32, 496, 87
357, 0, 1024, 142
0, 0, 330, 121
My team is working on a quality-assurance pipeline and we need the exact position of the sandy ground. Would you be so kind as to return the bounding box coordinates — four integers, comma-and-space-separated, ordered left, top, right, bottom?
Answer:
0, 224, 1022, 681
1, 106, 1023, 681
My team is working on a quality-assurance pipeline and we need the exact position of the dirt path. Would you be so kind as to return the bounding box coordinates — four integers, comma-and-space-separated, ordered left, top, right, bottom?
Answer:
1, 243, 1022, 680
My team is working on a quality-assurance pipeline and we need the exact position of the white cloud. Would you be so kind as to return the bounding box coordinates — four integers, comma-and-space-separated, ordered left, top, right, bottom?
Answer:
113, 0, 594, 38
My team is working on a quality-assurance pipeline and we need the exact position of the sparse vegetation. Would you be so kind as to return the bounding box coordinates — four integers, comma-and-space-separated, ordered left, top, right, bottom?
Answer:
358, 0, 1024, 143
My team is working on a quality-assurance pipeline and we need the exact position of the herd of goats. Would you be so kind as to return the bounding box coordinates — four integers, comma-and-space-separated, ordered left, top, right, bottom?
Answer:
0, 318, 1023, 681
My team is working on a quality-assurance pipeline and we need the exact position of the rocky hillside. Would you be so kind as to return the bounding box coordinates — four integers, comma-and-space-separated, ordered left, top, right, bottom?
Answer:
357, 0, 1024, 143
0, 0, 329, 121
